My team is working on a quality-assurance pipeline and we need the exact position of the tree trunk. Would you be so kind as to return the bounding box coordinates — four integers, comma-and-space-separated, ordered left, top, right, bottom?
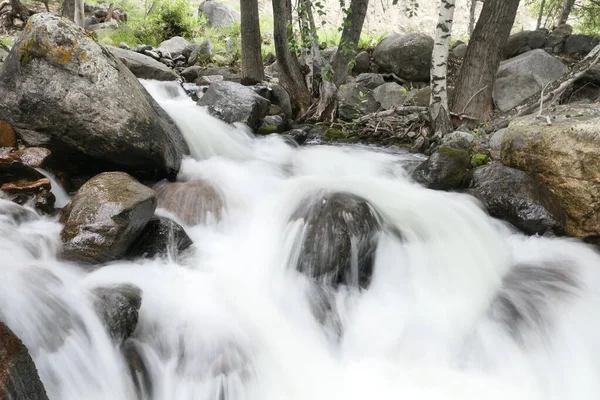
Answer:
536, 0, 546, 29
332, 0, 369, 87
450, 0, 520, 125
74, 0, 84, 27
430, 0, 456, 137
61, 0, 74, 20
468, 0, 478, 37
62, 0, 84, 26
241, 0, 265, 85
555, 0, 575, 27
272, 0, 311, 114
8, 0, 32, 20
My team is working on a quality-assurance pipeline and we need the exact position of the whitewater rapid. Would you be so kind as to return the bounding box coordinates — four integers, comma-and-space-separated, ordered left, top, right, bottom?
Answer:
2, 80, 600, 400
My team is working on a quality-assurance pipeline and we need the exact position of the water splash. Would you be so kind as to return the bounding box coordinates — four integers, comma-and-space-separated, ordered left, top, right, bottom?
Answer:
1, 81, 600, 400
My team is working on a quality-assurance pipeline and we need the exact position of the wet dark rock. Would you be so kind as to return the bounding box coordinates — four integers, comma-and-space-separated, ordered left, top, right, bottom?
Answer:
291, 191, 382, 288
124, 338, 153, 400
465, 163, 566, 235
0, 14, 188, 180
153, 179, 224, 226
411, 146, 471, 190
285, 129, 308, 145
197, 81, 270, 130
91, 284, 141, 344
353, 51, 370, 74
127, 216, 193, 260
0, 321, 50, 400
257, 115, 285, 135
60, 172, 157, 265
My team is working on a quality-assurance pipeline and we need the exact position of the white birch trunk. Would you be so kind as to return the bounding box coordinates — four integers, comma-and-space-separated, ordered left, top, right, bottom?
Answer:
430, 0, 456, 137
74, 0, 84, 27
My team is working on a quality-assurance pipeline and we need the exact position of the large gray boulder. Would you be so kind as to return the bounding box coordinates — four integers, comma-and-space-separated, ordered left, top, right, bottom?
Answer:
503, 30, 547, 59
466, 162, 566, 235
109, 47, 179, 81
158, 36, 190, 58
565, 34, 600, 55
0, 14, 188, 179
336, 82, 378, 121
493, 49, 566, 112
372, 33, 434, 81
0, 43, 8, 66
198, 0, 240, 28
0, 322, 50, 400
291, 191, 382, 289
196, 81, 270, 129
501, 104, 600, 242
373, 82, 410, 110
60, 172, 157, 264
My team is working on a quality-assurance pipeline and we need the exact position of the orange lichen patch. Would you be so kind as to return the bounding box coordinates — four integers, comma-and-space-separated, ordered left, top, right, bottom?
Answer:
0, 121, 17, 148
1, 178, 51, 192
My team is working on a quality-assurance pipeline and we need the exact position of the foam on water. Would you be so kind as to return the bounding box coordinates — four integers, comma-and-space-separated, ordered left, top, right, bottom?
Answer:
1, 80, 600, 400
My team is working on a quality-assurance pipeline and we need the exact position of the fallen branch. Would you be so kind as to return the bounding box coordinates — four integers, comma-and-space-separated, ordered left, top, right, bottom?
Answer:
358, 106, 427, 123
462, 85, 488, 115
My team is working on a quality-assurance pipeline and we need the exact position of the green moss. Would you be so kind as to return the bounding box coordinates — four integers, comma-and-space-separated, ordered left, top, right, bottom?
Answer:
471, 153, 489, 167
437, 146, 468, 156
257, 125, 278, 135
323, 127, 347, 141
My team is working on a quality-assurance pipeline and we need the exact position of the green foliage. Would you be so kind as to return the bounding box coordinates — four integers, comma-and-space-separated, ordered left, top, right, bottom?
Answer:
99, 0, 199, 47
525, 0, 600, 34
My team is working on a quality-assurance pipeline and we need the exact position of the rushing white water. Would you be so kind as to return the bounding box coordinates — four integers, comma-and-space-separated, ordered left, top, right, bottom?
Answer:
36, 168, 70, 208
2, 80, 600, 400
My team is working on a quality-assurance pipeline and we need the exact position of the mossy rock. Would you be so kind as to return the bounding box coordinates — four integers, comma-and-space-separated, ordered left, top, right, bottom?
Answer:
411, 146, 471, 190
471, 153, 489, 167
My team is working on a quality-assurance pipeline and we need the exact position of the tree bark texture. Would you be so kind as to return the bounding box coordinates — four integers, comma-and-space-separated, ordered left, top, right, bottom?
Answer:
555, 0, 575, 26
62, 0, 84, 26
272, 0, 311, 114
430, 0, 456, 137
332, 0, 369, 87
468, 0, 478, 37
241, 0, 265, 85
450, 0, 520, 124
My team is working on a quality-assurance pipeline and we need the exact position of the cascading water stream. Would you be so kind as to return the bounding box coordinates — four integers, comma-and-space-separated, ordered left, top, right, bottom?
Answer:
2, 80, 600, 400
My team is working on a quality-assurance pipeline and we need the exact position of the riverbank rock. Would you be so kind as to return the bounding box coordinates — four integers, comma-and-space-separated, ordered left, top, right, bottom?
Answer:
373, 82, 410, 110
493, 49, 566, 112
291, 191, 382, 289
109, 47, 179, 81
501, 104, 600, 242
158, 36, 190, 58
60, 172, 156, 264
196, 81, 270, 130
197, 0, 240, 28
372, 33, 434, 81
0, 321, 50, 400
0, 160, 55, 213
0, 14, 188, 179
91, 284, 142, 344
153, 179, 224, 226
336, 81, 378, 121
411, 146, 471, 190
126, 216, 193, 259
466, 163, 566, 235
503, 30, 547, 59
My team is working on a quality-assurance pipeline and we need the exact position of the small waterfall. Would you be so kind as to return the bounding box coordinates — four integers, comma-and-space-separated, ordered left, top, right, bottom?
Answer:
36, 168, 70, 208
1, 80, 600, 400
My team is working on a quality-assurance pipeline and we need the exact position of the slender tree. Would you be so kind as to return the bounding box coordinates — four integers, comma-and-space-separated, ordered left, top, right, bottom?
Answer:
450, 0, 520, 124
555, 0, 575, 26
430, 0, 456, 137
272, 0, 311, 114
331, 0, 369, 86
241, 0, 265, 85
536, 0, 546, 28
62, 0, 84, 26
